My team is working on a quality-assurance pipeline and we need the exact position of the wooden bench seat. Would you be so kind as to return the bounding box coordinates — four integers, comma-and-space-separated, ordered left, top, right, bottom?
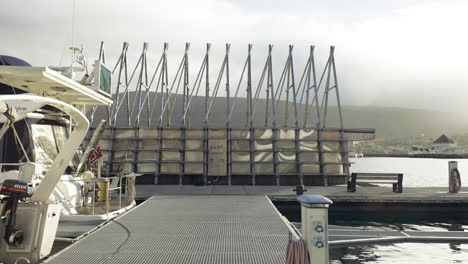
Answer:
347, 172, 403, 193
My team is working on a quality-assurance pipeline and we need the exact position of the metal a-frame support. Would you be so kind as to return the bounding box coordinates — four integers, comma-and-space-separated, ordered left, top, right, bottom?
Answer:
286, 46, 303, 186
226, 46, 249, 185
298, 46, 327, 185
105, 42, 129, 176
267, 46, 280, 186
245, 45, 255, 185
205, 44, 231, 184
318, 46, 348, 184
224, 44, 232, 185
155, 43, 169, 184
202, 44, 211, 185
249, 45, 279, 185
179, 43, 211, 185
94, 42, 351, 187
153, 43, 190, 184
130, 43, 149, 173
179, 43, 190, 185
274, 46, 302, 185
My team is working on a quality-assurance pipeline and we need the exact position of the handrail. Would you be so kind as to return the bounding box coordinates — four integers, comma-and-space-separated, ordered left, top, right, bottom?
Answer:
0, 163, 24, 166
88, 174, 139, 215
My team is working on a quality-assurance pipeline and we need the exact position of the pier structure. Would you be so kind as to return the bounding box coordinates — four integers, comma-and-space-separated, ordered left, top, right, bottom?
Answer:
86, 43, 375, 186
45, 195, 292, 264
45, 186, 468, 263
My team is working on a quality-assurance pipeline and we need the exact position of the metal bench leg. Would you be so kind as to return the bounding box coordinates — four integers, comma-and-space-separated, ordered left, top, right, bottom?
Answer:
347, 173, 356, 192
397, 174, 403, 193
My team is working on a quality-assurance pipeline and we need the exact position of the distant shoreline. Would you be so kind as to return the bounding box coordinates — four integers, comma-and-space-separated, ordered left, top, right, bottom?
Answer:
359, 153, 468, 159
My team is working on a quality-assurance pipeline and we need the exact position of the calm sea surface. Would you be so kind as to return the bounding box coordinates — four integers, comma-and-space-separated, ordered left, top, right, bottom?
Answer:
329, 157, 468, 263
349, 157, 468, 187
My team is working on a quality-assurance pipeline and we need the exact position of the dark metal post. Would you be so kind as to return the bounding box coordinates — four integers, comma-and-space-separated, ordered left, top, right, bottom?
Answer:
180, 43, 190, 185
131, 43, 148, 174
131, 127, 139, 174
106, 42, 129, 177
132, 42, 148, 126
180, 127, 185, 185
155, 126, 163, 184
289, 45, 303, 185
225, 44, 232, 185
203, 44, 211, 185
246, 44, 255, 185
329, 46, 349, 179
105, 127, 115, 177
159, 43, 168, 126
155, 43, 168, 184
267, 45, 279, 186
347, 173, 356, 192
397, 173, 403, 193
312, 47, 327, 186
111, 42, 129, 126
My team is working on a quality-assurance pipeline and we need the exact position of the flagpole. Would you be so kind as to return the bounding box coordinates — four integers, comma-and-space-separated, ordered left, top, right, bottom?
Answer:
98, 159, 102, 178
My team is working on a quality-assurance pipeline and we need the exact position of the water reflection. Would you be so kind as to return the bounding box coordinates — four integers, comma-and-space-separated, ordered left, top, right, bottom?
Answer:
330, 222, 468, 263
331, 243, 468, 263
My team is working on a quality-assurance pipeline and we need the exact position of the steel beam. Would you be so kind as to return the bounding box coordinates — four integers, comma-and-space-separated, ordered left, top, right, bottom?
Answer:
225, 44, 232, 185
246, 44, 255, 185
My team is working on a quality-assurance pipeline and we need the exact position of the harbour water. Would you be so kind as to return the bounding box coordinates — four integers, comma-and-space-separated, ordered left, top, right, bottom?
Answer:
331, 241, 468, 263
331, 157, 468, 263
349, 157, 468, 187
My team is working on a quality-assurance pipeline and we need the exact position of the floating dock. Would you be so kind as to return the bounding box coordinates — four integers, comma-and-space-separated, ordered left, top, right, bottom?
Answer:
136, 185, 468, 218
136, 185, 468, 203
44, 195, 291, 264
45, 186, 468, 263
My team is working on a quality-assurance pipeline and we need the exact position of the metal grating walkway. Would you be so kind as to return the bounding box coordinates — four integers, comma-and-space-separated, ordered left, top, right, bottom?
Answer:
44, 195, 290, 264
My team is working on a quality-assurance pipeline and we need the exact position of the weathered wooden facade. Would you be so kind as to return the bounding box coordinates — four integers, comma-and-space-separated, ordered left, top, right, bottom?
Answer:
85, 42, 375, 186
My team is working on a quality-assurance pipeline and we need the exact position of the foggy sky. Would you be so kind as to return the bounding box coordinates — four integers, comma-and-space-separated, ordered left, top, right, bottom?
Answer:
1, 0, 467, 113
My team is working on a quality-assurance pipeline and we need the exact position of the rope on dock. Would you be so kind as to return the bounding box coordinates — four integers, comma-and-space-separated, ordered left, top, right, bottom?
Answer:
286, 236, 309, 264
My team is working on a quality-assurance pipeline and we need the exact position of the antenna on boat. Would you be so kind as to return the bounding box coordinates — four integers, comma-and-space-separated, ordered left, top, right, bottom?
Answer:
71, 0, 76, 64
67, 0, 89, 78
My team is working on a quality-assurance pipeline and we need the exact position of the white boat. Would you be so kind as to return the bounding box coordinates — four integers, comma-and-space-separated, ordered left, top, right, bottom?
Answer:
0, 51, 137, 263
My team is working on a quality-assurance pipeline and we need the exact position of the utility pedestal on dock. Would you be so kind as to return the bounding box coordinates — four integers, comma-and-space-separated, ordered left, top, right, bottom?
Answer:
298, 195, 333, 264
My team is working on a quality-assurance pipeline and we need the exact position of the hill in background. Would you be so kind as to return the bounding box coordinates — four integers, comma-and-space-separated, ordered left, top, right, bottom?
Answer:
339, 106, 468, 139
90, 92, 468, 140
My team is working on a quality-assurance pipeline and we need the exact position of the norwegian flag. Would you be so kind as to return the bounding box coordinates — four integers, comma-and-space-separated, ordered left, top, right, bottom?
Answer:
89, 146, 103, 167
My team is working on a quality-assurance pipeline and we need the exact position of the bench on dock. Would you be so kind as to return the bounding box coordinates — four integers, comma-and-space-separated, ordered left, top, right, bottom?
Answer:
347, 173, 403, 193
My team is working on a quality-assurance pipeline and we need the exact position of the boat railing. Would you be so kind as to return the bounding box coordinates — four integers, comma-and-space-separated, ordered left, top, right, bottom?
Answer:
85, 174, 138, 215
0, 162, 139, 216
0, 163, 24, 173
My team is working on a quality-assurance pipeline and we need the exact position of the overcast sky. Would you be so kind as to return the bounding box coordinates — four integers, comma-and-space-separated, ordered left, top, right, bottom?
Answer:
1, 0, 467, 112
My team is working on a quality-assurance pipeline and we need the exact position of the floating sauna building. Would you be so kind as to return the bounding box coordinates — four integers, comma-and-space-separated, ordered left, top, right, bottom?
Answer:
87, 43, 375, 186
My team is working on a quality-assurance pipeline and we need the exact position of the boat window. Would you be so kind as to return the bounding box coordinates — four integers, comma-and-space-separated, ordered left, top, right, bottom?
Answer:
0, 120, 33, 171
30, 123, 76, 170
0, 116, 79, 174
31, 124, 61, 165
